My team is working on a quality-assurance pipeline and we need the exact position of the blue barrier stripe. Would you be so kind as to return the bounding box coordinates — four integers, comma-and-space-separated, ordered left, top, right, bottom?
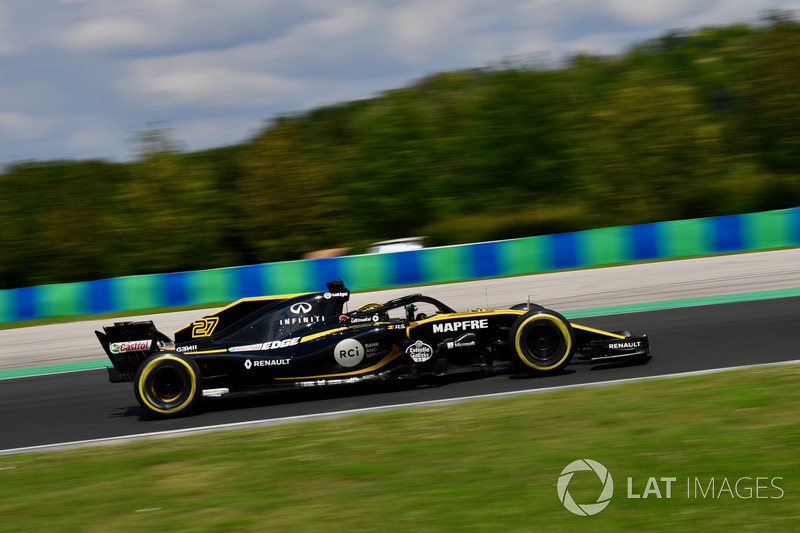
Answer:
393, 250, 422, 286
164, 272, 187, 307
792, 206, 800, 244
312, 256, 343, 290
89, 278, 112, 314
237, 264, 265, 299
714, 214, 743, 253
16, 287, 36, 321
471, 241, 499, 278
552, 232, 579, 270
632, 222, 660, 260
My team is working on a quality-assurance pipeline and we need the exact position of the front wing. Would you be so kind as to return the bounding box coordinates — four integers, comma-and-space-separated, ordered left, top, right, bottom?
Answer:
581, 335, 650, 362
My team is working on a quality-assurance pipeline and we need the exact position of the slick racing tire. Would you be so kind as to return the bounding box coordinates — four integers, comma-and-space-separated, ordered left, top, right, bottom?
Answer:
134, 352, 202, 417
509, 310, 575, 375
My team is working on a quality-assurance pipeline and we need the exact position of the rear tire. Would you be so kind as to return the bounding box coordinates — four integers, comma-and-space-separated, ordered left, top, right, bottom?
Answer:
508, 310, 575, 375
134, 353, 202, 417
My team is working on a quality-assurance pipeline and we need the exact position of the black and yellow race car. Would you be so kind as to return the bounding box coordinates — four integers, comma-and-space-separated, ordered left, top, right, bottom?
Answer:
96, 280, 650, 417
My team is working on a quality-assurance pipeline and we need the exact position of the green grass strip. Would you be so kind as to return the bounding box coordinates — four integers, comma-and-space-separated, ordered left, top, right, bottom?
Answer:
0, 363, 798, 531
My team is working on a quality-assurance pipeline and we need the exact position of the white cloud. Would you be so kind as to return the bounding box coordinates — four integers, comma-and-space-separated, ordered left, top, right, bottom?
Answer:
57, 0, 322, 52
173, 116, 264, 149
601, 0, 703, 26
66, 117, 120, 151
62, 17, 152, 49
0, 5, 16, 56
0, 113, 59, 140
124, 60, 309, 106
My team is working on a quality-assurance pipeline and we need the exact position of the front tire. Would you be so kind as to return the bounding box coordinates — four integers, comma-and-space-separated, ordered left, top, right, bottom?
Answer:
134, 353, 201, 417
509, 310, 575, 375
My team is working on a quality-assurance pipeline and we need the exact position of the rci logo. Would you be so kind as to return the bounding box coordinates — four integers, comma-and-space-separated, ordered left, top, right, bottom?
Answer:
557, 459, 614, 516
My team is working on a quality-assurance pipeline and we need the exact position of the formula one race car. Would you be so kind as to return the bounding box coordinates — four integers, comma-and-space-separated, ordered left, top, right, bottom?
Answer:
96, 280, 650, 417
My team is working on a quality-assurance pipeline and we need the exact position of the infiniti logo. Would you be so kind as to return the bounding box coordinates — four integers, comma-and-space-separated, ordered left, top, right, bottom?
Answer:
290, 302, 313, 315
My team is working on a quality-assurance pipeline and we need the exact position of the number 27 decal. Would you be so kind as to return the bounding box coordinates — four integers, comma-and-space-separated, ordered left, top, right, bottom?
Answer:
191, 317, 219, 338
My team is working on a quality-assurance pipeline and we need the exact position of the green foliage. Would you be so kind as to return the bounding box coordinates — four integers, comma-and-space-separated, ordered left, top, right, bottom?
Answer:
1, 13, 799, 288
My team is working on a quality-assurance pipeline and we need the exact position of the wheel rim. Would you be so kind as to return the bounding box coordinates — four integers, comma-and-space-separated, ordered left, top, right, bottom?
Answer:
148, 366, 186, 404
512, 312, 574, 371
526, 324, 560, 361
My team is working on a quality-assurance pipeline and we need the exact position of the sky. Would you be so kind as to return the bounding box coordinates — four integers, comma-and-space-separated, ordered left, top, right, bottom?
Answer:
1, 0, 797, 165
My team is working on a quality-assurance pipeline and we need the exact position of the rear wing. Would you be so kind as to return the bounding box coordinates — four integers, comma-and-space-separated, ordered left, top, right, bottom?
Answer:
95, 321, 172, 382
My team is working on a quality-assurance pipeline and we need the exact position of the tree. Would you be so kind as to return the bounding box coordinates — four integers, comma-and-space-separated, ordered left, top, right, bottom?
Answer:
577, 68, 728, 220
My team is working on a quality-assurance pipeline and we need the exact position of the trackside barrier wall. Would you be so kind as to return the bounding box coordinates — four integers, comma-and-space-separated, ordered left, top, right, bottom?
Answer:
1, 206, 798, 323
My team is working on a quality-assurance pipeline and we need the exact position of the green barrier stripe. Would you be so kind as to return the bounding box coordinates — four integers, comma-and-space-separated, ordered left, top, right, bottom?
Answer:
743, 209, 790, 249
496, 235, 550, 275
263, 260, 315, 295
658, 218, 710, 257
340, 253, 392, 291
40, 282, 85, 317
0, 290, 9, 323
579, 225, 629, 265
186, 268, 237, 305
420, 246, 471, 283
112, 275, 164, 311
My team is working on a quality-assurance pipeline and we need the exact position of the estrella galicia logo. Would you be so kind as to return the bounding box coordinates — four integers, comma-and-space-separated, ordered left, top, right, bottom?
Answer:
557, 459, 613, 516
290, 302, 313, 315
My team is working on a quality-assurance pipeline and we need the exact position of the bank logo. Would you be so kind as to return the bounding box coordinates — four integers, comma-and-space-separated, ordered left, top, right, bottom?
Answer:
558, 459, 614, 516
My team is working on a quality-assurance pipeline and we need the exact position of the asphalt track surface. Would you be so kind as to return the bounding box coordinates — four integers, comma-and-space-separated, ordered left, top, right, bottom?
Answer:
2, 295, 798, 454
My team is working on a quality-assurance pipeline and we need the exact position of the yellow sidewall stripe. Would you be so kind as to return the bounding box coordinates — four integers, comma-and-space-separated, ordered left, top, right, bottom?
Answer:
514, 314, 573, 371
138, 355, 198, 414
